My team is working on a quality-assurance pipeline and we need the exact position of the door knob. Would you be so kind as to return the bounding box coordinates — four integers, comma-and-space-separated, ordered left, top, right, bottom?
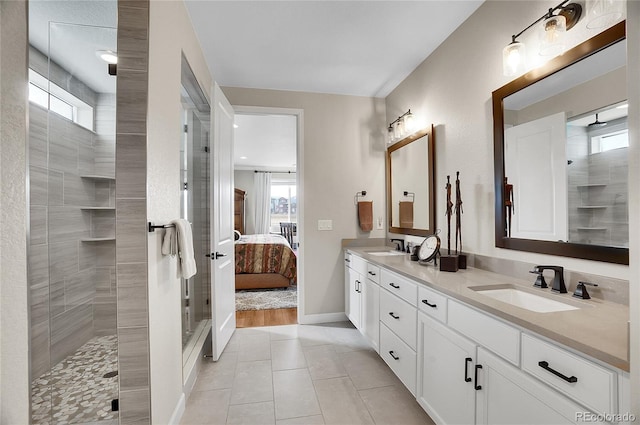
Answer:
208, 252, 226, 259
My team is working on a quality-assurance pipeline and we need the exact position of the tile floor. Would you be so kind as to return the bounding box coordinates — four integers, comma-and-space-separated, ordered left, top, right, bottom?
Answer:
180, 322, 435, 425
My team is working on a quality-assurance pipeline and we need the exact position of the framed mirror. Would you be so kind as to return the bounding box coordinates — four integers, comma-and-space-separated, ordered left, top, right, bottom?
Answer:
492, 21, 628, 264
387, 125, 435, 237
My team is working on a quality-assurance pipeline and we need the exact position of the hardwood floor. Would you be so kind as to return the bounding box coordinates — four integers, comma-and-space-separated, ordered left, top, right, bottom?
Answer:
236, 308, 298, 328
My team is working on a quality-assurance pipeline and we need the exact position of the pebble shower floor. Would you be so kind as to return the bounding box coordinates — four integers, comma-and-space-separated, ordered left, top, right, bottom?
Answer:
31, 335, 118, 424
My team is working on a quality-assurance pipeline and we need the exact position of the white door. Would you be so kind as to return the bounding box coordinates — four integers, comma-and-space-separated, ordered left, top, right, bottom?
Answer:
505, 112, 567, 241
210, 83, 236, 360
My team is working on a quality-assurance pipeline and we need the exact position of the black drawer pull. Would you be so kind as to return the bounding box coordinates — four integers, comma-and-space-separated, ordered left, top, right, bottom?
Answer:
345, 258, 351, 263
538, 361, 578, 383
388, 312, 400, 320
474, 364, 483, 390
464, 357, 472, 382
422, 299, 437, 308
368, 271, 376, 276
389, 283, 400, 289
389, 351, 400, 360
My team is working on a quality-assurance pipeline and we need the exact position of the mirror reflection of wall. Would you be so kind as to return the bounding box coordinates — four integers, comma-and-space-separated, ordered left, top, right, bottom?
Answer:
390, 136, 429, 229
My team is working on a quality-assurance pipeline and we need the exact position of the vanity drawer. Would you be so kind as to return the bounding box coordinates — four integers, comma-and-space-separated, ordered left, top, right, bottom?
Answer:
380, 289, 417, 350
418, 286, 447, 322
348, 253, 367, 276
366, 263, 380, 284
522, 334, 616, 415
380, 269, 417, 306
380, 322, 417, 396
447, 300, 520, 365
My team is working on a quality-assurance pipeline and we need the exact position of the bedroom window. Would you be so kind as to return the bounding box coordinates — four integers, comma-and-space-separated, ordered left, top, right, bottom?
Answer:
270, 181, 297, 228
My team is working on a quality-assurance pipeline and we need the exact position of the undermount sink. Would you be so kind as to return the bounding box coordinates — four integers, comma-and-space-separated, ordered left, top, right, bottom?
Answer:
471, 285, 580, 313
367, 250, 406, 257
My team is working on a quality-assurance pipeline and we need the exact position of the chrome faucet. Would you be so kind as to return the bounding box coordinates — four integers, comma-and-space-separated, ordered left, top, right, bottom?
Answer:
533, 266, 567, 293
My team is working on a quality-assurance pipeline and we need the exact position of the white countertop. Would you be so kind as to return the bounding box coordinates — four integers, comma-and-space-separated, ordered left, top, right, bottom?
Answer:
347, 247, 629, 371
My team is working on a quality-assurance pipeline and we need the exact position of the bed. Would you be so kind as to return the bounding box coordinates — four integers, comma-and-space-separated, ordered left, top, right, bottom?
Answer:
234, 234, 297, 290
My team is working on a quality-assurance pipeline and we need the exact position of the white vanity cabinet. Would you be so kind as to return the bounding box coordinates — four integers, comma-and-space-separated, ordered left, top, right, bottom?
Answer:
344, 252, 379, 352
417, 313, 477, 424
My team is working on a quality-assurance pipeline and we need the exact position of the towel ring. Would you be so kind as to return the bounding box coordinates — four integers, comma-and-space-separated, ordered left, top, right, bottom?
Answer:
354, 190, 367, 206
403, 191, 415, 202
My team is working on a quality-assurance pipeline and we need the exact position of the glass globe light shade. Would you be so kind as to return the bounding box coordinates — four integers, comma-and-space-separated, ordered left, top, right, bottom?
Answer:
503, 41, 526, 77
539, 14, 566, 57
586, 0, 623, 29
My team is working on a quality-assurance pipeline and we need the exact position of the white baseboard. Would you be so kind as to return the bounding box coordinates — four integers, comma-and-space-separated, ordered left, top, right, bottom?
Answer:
168, 393, 185, 425
298, 312, 348, 324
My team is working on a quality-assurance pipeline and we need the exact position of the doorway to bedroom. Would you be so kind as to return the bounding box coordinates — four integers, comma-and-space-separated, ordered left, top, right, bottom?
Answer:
233, 108, 301, 328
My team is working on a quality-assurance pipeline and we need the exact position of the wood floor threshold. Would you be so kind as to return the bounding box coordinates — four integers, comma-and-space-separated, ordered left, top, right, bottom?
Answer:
236, 307, 298, 328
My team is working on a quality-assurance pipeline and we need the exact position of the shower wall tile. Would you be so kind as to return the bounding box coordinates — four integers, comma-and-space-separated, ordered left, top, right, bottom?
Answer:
118, 286, 148, 328
50, 303, 93, 365
30, 165, 47, 206
48, 123, 78, 174
64, 173, 95, 206
95, 267, 115, 298
65, 270, 96, 308
48, 241, 78, 283
116, 71, 148, 135
48, 170, 64, 206
28, 244, 49, 285
116, 199, 147, 264
92, 210, 116, 238
30, 205, 47, 245
117, 4, 149, 73
49, 206, 90, 243
94, 302, 117, 336
79, 242, 96, 271
116, 134, 147, 198
31, 321, 51, 380
118, 327, 150, 390
117, 263, 147, 288
50, 279, 65, 318
95, 181, 113, 207
95, 241, 116, 267
79, 135, 95, 176
119, 388, 150, 425
30, 281, 50, 325
29, 104, 48, 169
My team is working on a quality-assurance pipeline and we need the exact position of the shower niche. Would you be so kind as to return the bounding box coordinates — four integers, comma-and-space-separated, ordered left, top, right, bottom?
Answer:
28, 10, 119, 424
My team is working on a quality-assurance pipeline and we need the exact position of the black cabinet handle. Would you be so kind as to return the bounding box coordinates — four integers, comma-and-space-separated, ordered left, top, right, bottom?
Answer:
388, 312, 400, 320
422, 299, 437, 308
389, 283, 400, 289
464, 357, 472, 383
345, 258, 351, 263
368, 271, 376, 276
474, 364, 483, 390
538, 361, 578, 383
389, 351, 400, 360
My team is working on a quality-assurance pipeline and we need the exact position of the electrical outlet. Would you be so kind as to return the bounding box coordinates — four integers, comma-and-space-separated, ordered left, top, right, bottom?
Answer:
377, 217, 384, 230
318, 219, 333, 231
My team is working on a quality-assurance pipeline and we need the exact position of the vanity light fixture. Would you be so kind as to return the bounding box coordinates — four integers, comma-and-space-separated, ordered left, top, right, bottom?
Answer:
387, 109, 415, 144
586, 0, 623, 29
501, 0, 581, 77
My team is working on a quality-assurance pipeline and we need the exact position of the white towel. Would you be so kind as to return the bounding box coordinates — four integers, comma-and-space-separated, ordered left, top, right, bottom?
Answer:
161, 227, 177, 256
172, 219, 197, 279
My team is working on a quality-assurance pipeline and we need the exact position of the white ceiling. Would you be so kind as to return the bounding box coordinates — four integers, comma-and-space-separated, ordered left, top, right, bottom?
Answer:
185, 0, 484, 98
234, 114, 298, 172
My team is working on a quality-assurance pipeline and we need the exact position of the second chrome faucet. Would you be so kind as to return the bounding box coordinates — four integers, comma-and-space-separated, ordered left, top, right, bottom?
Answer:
530, 265, 567, 293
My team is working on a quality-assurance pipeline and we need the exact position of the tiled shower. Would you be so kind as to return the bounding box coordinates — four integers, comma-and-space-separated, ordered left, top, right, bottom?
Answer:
27, 19, 119, 424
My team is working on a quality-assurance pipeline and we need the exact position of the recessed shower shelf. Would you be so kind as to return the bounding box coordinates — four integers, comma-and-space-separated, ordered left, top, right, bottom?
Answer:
80, 207, 115, 211
577, 184, 607, 188
81, 237, 115, 242
80, 174, 115, 181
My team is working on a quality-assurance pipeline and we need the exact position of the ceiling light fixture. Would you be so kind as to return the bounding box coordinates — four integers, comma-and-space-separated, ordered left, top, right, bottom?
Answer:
502, 1, 582, 77
387, 109, 415, 144
96, 50, 118, 64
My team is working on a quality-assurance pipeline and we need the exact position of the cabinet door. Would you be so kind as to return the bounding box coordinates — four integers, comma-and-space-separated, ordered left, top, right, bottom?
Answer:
346, 267, 362, 329
476, 348, 604, 425
362, 278, 379, 352
417, 313, 476, 425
